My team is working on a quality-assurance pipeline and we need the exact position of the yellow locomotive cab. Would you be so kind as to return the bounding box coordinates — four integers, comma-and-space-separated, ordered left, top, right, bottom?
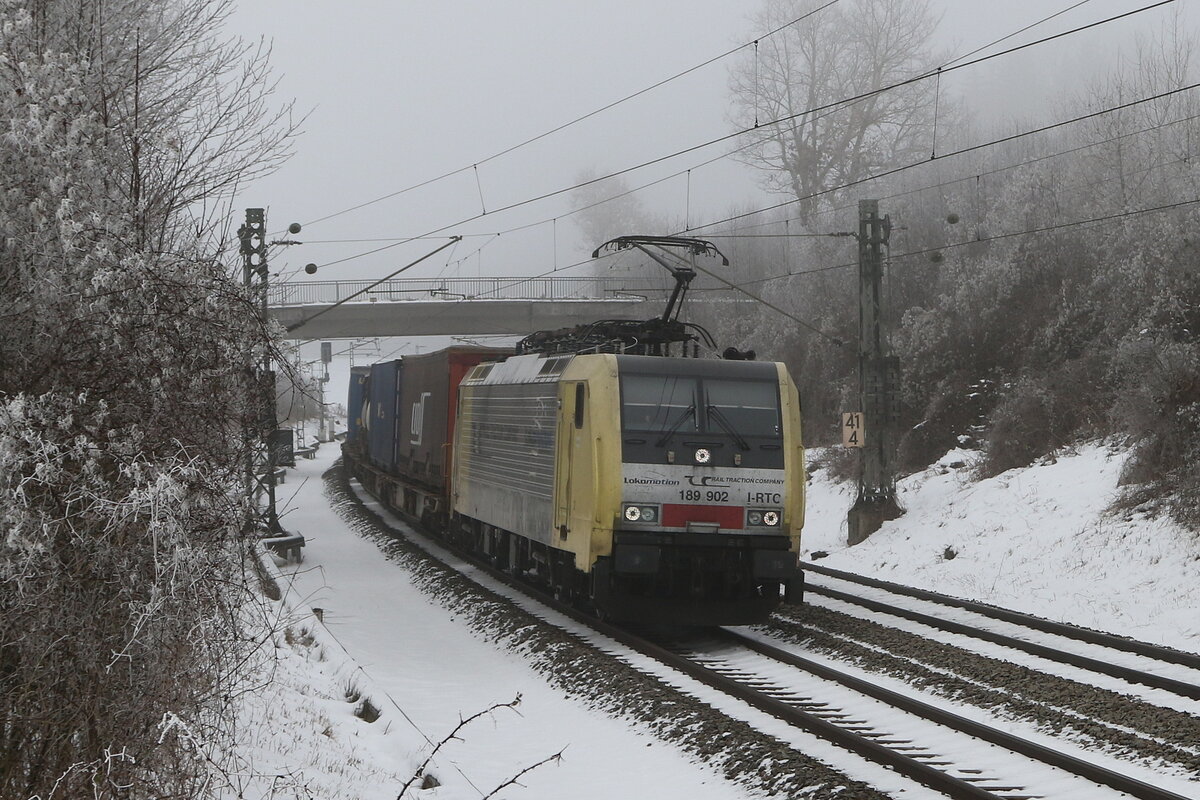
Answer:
451, 351, 805, 626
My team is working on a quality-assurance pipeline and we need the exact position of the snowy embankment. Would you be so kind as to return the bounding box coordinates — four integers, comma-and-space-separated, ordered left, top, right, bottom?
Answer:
802, 443, 1200, 653
225, 441, 1199, 798
226, 447, 745, 800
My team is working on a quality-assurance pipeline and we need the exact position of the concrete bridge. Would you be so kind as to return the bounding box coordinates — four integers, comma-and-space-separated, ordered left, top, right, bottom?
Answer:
269, 276, 667, 339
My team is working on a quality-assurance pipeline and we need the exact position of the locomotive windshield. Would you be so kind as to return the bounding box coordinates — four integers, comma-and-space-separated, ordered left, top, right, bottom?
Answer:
704, 379, 780, 437
620, 373, 781, 439
621, 374, 698, 433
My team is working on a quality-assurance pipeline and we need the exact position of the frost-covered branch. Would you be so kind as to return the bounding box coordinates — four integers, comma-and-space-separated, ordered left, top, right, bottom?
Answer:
396, 694, 524, 798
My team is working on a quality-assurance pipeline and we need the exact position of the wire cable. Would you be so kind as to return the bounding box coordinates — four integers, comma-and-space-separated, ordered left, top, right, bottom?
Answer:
284, 0, 1174, 278
271, 1, 1119, 270
297, 1, 843, 229
285, 79, 1200, 351
687, 79, 1200, 235
700, 106, 1200, 239
279, 2, 1182, 351
735, 195, 1200, 288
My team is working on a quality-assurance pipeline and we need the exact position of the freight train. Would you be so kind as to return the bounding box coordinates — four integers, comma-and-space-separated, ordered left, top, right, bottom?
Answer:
342, 346, 806, 625
341, 237, 805, 626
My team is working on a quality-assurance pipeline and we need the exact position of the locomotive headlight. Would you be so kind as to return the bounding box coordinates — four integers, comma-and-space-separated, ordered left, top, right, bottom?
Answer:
748, 509, 782, 527
694, 448, 711, 464
623, 504, 660, 524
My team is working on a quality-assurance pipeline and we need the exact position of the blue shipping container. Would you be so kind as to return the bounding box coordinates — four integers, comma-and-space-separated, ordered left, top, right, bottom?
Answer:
367, 360, 403, 472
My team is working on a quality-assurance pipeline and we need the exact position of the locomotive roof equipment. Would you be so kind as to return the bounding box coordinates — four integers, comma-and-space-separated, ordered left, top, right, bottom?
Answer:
516, 235, 725, 358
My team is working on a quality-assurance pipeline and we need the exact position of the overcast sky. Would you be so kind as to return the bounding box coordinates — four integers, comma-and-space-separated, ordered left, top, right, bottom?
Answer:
227, 0, 1186, 387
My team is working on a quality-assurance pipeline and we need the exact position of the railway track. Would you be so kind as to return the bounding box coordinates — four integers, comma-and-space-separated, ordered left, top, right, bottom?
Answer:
799, 561, 1200, 702
484, 565, 1196, 799
663, 627, 1196, 800
337, 469, 1197, 800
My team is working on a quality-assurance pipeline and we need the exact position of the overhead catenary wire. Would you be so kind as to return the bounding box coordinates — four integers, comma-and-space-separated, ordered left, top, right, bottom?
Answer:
283, 183, 1200, 374
281, 0, 1173, 280
292, 80, 1200, 352
284, 237, 461, 334
521, 0, 1177, 222
695, 105, 1200, 240
294, 60, 1184, 258
270, 0, 1110, 254
279, 75, 1200, 362
894, 196, 1200, 263
480, 145, 1200, 335
280, 1, 1184, 355
734, 195, 1200, 288
687, 79, 1200, 236
319, 184, 1200, 365
294, 0, 843, 230
939, 0, 1097, 68
297, 0, 1130, 238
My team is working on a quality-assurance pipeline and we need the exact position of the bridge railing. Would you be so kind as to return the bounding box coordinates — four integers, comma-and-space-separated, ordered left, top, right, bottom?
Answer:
270, 276, 671, 306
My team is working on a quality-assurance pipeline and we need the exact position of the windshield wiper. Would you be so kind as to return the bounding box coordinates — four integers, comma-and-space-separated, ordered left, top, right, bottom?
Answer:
705, 405, 751, 451
654, 405, 695, 448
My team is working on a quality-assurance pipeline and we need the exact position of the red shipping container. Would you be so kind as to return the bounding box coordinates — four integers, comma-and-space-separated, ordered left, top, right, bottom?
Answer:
394, 346, 511, 493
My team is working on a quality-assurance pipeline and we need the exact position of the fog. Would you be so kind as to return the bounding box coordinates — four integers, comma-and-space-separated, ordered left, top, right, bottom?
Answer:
227, 0, 1188, 383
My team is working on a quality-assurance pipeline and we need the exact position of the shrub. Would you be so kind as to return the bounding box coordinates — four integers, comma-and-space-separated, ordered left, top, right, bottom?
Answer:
977, 377, 1061, 478
898, 372, 1001, 471
1111, 333, 1200, 525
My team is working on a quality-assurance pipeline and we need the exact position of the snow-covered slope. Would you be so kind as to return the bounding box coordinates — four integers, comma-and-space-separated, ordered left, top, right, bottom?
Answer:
801, 443, 1200, 654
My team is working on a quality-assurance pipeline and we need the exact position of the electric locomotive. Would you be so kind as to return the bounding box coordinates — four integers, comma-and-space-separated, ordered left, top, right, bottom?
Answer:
452, 350, 804, 625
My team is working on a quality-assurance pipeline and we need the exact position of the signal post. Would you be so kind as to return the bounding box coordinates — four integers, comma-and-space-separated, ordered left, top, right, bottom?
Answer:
846, 200, 902, 545
240, 207, 306, 560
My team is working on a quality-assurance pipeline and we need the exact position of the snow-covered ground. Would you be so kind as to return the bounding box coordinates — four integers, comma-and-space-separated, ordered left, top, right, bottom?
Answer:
228, 445, 745, 800
226, 440, 1200, 798
802, 443, 1200, 653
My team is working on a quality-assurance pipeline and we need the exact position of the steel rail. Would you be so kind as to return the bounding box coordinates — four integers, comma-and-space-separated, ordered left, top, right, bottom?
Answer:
801, 582, 1200, 700
802, 561, 1200, 671
459, 578, 1007, 799
599, 626, 1003, 800
721, 628, 1194, 800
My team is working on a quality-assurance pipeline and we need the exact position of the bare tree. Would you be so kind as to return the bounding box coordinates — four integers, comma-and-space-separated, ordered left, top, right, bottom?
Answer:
1072, 6, 1198, 211
728, 0, 945, 224
570, 169, 667, 250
